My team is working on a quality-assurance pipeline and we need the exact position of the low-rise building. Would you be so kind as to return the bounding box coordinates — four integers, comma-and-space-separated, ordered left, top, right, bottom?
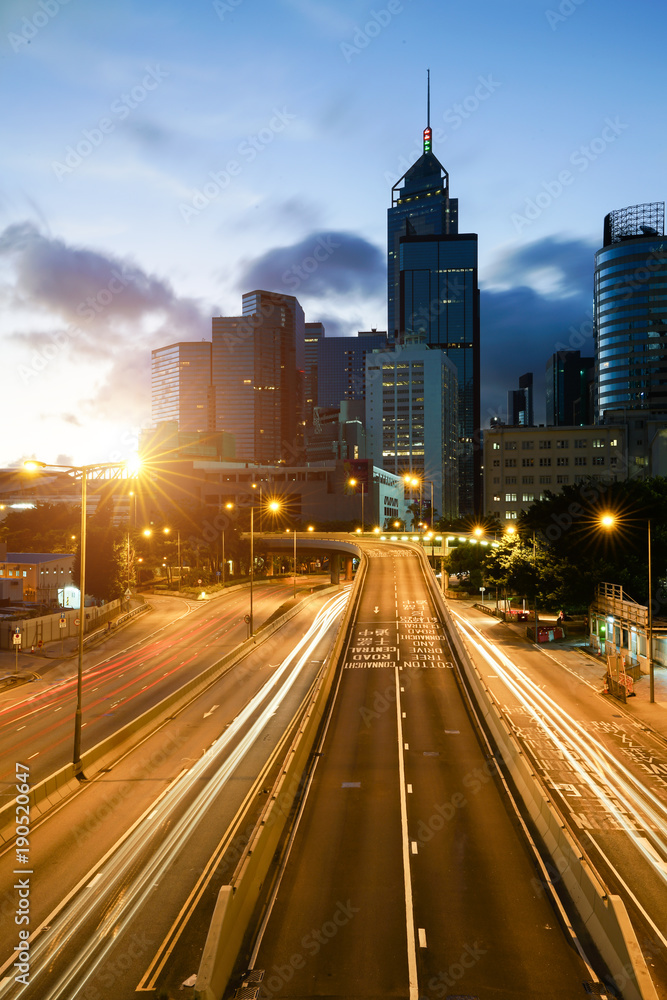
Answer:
0, 545, 76, 605
484, 424, 627, 523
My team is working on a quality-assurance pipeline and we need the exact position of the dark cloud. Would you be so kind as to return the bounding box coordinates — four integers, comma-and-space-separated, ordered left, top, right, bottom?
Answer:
482, 236, 596, 425
237, 231, 385, 300
0, 221, 209, 345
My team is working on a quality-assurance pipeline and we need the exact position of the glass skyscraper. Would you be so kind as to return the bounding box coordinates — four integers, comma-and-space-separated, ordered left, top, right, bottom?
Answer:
595, 202, 667, 417
387, 97, 480, 515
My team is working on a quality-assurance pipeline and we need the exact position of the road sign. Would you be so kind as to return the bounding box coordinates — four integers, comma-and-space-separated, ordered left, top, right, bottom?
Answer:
59, 617, 66, 628
124, 588, 132, 598
244, 614, 251, 624
74, 618, 80, 626
13, 633, 21, 646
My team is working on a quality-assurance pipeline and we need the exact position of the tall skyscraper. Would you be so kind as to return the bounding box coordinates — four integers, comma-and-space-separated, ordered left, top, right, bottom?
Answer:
595, 202, 667, 417
546, 351, 594, 426
507, 372, 534, 426
212, 290, 305, 463
366, 342, 459, 520
151, 341, 214, 432
388, 78, 480, 515
317, 331, 389, 409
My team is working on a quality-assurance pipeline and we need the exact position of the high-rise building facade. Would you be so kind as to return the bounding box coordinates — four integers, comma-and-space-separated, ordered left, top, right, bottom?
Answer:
595, 202, 667, 418
507, 372, 534, 427
388, 94, 480, 515
304, 322, 324, 425
365, 342, 459, 520
212, 290, 305, 463
317, 331, 389, 409
545, 351, 594, 426
151, 341, 214, 432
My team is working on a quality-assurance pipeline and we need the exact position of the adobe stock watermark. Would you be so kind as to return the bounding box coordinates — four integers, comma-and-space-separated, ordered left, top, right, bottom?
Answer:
545, 0, 587, 31
51, 65, 169, 180
178, 107, 296, 223
340, 0, 405, 63
511, 116, 629, 234
19, 267, 134, 383
8, 0, 73, 53
212, 0, 243, 20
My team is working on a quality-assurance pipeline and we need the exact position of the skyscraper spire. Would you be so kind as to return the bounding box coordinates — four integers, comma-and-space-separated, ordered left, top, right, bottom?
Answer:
423, 69, 432, 153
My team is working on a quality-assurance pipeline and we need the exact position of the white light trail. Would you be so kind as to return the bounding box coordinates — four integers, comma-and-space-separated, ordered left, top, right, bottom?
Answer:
451, 611, 667, 886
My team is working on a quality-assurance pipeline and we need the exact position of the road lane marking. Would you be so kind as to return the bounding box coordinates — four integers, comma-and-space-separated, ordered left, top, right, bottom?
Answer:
203, 705, 219, 718
411, 841, 418, 854
587, 834, 667, 948
418, 928, 427, 948
395, 667, 419, 1000
407, 784, 412, 793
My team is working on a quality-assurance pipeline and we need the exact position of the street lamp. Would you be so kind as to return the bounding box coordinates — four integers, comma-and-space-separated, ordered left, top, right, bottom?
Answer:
249, 498, 280, 636
600, 512, 654, 703
24, 456, 139, 777
348, 478, 365, 531
221, 502, 233, 588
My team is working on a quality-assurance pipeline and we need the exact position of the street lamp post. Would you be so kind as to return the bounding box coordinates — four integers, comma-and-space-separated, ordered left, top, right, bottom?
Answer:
25, 457, 138, 777
600, 513, 655, 704
249, 498, 280, 637
348, 478, 365, 531
294, 528, 297, 600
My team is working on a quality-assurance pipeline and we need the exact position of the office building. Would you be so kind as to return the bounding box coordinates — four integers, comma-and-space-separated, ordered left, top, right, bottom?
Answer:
507, 373, 534, 427
595, 202, 667, 419
305, 401, 366, 464
151, 341, 214, 432
484, 423, 626, 523
304, 322, 325, 424
317, 331, 389, 410
546, 351, 594, 426
388, 91, 480, 515
212, 290, 305, 463
366, 342, 459, 520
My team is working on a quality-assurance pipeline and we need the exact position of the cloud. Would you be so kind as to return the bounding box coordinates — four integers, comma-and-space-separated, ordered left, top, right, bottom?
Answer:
237, 230, 385, 300
481, 235, 596, 425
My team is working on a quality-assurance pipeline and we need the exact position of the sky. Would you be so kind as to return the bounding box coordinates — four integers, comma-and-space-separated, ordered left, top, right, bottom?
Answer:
1, 0, 666, 468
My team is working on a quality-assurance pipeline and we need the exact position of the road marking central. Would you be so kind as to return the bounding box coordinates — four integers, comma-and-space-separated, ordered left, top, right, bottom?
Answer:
395, 666, 419, 1000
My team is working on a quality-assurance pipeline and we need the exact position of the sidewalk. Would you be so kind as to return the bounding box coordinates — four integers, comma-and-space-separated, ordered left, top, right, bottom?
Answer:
461, 600, 667, 742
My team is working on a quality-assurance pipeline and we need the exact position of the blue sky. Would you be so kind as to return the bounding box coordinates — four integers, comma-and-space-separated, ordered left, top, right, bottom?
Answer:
1, 0, 665, 466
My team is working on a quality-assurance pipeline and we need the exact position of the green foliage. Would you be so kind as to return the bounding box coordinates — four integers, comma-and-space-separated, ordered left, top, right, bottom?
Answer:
481, 477, 667, 612
1, 503, 79, 553
73, 525, 126, 602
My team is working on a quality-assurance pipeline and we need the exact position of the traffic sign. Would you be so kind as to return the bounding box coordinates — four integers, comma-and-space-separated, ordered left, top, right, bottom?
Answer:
244, 614, 251, 624
13, 633, 21, 646
59, 617, 66, 628
74, 618, 80, 626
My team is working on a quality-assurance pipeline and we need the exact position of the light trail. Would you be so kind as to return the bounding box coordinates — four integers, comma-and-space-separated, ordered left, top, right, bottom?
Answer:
0, 589, 349, 1000
451, 611, 667, 886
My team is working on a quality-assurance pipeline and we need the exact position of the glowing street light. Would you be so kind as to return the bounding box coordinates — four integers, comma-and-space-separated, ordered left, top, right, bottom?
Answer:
24, 456, 139, 777
600, 511, 654, 702
249, 498, 281, 636
348, 477, 365, 532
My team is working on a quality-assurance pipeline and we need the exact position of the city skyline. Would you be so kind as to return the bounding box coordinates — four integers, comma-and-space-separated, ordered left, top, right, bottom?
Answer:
1, 0, 665, 466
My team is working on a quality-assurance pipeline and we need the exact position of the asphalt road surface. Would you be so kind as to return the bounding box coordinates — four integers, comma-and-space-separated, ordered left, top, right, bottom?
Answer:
248, 546, 599, 1000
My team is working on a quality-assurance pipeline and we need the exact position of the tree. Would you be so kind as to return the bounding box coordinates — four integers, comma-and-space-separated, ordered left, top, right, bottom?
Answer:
73, 525, 125, 602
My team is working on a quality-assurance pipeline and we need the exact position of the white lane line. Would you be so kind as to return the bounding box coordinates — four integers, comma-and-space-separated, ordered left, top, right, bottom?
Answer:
395, 667, 419, 1000
54, 707, 62, 712
17, 726, 26, 731
411, 841, 418, 854
27, 752, 39, 760
87, 873, 102, 888
407, 784, 412, 794
587, 834, 667, 948
418, 928, 427, 948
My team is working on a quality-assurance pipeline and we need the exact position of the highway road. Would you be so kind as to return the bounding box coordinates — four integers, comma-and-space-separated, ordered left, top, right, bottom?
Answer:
0, 585, 350, 1000
247, 545, 600, 1000
450, 601, 667, 993
0, 578, 318, 792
